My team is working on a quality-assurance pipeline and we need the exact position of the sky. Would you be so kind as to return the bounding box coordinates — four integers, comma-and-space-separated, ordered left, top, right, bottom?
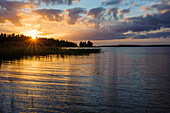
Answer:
0, 0, 170, 45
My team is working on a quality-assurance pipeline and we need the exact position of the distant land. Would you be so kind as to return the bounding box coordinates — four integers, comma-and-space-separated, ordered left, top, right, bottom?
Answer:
0, 33, 100, 60
98, 45, 170, 47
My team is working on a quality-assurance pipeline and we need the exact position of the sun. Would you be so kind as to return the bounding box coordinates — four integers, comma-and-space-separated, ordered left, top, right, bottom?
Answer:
25, 30, 40, 40
32, 35, 36, 40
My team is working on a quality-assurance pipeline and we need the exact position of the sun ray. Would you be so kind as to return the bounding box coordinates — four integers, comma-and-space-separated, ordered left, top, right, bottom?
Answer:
22, 30, 49, 55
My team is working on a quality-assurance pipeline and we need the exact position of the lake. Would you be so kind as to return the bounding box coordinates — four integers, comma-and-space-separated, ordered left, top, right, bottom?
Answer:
0, 47, 170, 113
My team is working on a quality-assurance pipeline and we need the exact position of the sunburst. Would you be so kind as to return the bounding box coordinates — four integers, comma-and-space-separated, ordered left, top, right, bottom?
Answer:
23, 30, 47, 55
32, 35, 36, 40
25, 30, 40, 40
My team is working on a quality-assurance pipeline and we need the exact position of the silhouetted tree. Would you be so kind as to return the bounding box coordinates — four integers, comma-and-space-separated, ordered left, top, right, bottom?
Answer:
79, 41, 93, 47
4, 33, 6, 38
0, 33, 3, 37
79, 41, 83, 47
83, 42, 86, 47
87, 41, 93, 47
12, 33, 15, 38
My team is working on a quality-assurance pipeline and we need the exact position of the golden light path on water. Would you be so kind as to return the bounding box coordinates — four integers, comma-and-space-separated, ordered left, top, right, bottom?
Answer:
0, 55, 98, 112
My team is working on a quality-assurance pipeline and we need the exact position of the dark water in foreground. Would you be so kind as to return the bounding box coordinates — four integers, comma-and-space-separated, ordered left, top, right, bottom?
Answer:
0, 47, 170, 113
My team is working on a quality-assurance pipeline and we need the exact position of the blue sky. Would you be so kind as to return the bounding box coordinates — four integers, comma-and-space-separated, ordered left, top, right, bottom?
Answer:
0, 0, 170, 45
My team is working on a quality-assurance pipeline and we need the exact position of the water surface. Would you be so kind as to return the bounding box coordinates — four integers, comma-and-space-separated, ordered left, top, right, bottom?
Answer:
0, 47, 170, 112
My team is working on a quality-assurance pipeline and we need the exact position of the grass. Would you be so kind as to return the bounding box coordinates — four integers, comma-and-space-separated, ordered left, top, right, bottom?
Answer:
0, 46, 101, 60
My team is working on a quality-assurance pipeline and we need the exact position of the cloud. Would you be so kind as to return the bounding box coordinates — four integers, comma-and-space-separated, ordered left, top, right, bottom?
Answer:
96, 9, 170, 40
131, 2, 137, 6
31, 3, 170, 41
102, 0, 122, 6
86, 7, 130, 22
0, 0, 169, 43
134, 32, 170, 39
0, 0, 36, 26
85, 7, 106, 29
87, 7, 106, 20
33, 9, 63, 22
0, 28, 10, 33
0, 0, 35, 10
118, 8, 130, 19
64, 7, 86, 24
152, 0, 170, 14
85, 19, 103, 29
33, 7, 86, 24
128, 11, 170, 29
106, 8, 118, 21
30, 0, 80, 5
142, 0, 170, 15
102, 10, 170, 34
64, 26, 170, 41
128, 28, 170, 39
66, 6, 170, 41
64, 29, 126, 40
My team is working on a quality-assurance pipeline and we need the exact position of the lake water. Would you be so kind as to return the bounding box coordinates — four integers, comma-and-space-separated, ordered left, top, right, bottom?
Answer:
0, 47, 170, 113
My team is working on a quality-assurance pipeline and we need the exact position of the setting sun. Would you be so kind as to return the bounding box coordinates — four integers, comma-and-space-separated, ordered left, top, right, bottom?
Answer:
25, 30, 40, 40
32, 35, 36, 40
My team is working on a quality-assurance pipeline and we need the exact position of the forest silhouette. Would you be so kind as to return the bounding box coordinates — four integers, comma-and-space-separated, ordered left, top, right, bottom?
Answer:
0, 33, 78, 47
0, 33, 99, 60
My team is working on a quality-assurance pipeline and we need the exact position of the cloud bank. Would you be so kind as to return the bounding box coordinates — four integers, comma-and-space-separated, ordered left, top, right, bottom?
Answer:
0, 0, 169, 44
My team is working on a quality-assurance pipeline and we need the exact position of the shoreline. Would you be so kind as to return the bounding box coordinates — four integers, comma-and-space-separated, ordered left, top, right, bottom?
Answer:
98, 45, 170, 47
0, 46, 101, 60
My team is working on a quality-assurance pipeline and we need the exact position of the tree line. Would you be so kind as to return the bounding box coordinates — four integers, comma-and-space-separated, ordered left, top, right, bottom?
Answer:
0, 33, 94, 47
